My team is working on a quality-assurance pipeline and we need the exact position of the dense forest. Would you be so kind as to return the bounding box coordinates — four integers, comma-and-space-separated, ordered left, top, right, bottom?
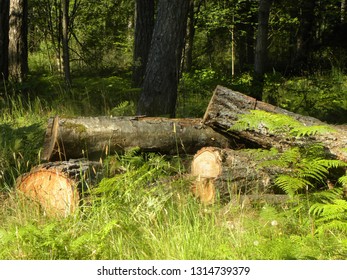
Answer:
1, 0, 347, 261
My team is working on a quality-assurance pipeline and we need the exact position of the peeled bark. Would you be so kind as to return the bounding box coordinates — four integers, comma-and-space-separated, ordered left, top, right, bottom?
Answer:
203, 86, 347, 162
42, 116, 231, 162
191, 147, 283, 204
16, 159, 101, 217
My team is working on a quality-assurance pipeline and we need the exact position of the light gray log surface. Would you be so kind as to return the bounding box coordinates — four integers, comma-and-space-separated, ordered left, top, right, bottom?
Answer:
42, 116, 231, 161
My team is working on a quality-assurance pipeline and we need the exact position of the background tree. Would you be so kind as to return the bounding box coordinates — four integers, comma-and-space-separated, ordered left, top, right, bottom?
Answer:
132, 0, 155, 87
136, 0, 189, 117
61, 0, 71, 85
251, 0, 273, 101
291, 0, 316, 73
8, 0, 28, 83
0, 0, 9, 81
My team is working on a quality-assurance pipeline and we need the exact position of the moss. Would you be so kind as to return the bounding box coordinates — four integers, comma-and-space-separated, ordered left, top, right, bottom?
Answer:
64, 122, 87, 134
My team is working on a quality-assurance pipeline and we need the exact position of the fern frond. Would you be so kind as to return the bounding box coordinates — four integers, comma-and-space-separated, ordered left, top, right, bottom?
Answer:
275, 175, 312, 196
338, 174, 347, 187
316, 220, 347, 234
232, 110, 335, 139
310, 199, 347, 216
232, 110, 300, 134
310, 199, 347, 234
290, 125, 334, 137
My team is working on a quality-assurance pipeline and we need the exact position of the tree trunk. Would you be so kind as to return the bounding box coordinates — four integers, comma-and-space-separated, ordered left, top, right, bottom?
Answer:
291, 0, 316, 73
8, 0, 28, 83
16, 159, 102, 217
342, 0, 346, 23
0, 0, 9, 80
61, 0, 71, 86
184, 0, 195, 72
136, 0, 189, 117
132, 0, 155, 87
251, 0, 273, 101
41, 116, 231, 162
191, 147, 285, 204
203, 85, 347, 162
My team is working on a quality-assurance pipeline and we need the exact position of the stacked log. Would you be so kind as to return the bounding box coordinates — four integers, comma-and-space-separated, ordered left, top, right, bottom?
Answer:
16, 159, 101, 217
42, 116, 231, 161
203, 85, 347, 162
190, 147, 286, 204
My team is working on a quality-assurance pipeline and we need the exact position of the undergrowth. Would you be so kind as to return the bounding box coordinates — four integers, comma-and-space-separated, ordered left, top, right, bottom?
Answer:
1, 71, 347, 260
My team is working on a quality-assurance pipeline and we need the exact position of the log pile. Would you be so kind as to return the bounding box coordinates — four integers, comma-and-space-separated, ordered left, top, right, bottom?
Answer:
15, 85, 347, 215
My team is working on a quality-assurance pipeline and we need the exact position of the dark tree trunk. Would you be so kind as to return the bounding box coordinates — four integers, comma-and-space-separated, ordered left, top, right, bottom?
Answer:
237, 0, 256, 72
251, 0, 273, 101
184, 0, 195, 72
136, 0, 189, 117
62, 0, 71, 86
8, 0, 28, 83
0, 0, 9, 81
291, 0, 316, 73
132, 0, 155, 87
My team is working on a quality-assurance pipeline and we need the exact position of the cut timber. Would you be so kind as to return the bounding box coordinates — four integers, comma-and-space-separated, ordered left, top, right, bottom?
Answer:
203, 85, 347, 162
42, 116, 231, 161
16, 159, 101, 217
191, 147, 284, 204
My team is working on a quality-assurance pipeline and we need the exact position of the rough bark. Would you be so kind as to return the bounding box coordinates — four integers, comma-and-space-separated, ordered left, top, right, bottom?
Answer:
16, 159, 102, 217
203, 85, 347, 162
132, 0, 155, 87
136, 0, 189, 117
191, 147, 284, 204
41, 116, 231, 162
8, 0, 28, 83
0, 0, 9, 80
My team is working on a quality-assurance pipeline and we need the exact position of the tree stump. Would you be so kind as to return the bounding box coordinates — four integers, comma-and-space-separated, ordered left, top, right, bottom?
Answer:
191, 147, 284, 204
16, 159, 102, 217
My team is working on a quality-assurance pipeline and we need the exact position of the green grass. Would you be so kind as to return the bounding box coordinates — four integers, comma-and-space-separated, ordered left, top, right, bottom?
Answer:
1, 70, 347, 260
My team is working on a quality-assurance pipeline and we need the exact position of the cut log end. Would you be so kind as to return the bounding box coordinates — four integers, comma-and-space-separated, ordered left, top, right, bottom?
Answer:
191, 147, 223, 178
16, 169, 79, 218
15, 159, 102, 218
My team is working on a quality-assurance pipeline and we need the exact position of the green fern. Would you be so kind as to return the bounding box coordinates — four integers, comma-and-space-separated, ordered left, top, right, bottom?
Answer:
275, 175, 312, 197
232, 110, 334, 137
110, 100, 135, 116
261, 145, 347, 196
310, 198, 347, 234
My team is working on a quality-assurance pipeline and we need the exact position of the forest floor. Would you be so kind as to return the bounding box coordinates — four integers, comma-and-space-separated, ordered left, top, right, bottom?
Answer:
0, 70, 347, 259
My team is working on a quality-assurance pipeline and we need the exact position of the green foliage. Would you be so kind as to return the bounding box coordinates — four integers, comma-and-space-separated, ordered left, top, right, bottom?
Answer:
310, 190, 347, 235
268, 146, 345, 196
266, 69, 347, 123
232, 110, 334, 137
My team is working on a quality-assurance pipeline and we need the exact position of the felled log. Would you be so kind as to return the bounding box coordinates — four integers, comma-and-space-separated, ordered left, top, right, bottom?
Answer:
203, 85, 347, 162
42, 116, 231, 161
191, 147, 285, 204
16, 159, 102, 217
